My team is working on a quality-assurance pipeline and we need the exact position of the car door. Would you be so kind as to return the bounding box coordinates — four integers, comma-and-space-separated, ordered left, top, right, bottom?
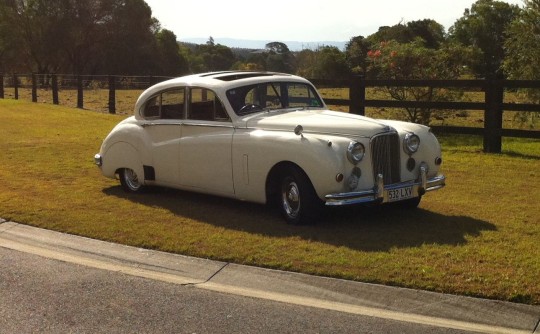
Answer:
178, 87, 235, 196
140, 88, 184, 186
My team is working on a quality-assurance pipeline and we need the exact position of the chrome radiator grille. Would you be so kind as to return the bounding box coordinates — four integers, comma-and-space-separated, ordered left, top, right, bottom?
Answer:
370, 133, 401, 184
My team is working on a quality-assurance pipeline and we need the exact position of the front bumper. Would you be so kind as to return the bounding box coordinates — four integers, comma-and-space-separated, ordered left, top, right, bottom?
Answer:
325, 168, 445, 206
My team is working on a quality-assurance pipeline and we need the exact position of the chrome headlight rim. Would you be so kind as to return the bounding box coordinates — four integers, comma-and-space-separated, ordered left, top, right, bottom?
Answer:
403, 133, 420, 155
347, 141, 365, 164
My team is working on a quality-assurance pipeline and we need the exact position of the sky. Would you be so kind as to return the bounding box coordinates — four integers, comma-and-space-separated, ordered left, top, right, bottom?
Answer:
144, 0, 524, 43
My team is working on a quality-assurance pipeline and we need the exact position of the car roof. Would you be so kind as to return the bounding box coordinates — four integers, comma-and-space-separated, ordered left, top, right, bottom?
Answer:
134, 71, 315, 117
147, 71, 309, 91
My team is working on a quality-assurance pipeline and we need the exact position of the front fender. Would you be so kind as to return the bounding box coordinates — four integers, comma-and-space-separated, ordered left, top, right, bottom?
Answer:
232, 129, 353, 203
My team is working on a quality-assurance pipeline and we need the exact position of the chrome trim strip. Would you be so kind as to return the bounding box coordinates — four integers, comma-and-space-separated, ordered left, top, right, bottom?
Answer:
241, 126, 393, 139
182, 122, 234, 129
325, 173, 446, 206
141, 122, 234, 129
141, 122, 183, 127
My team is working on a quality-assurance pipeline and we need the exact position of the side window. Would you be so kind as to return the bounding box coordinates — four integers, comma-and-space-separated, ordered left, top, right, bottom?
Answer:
161, 89, 185, 119
188, 88, 230, 121
143, 95, 160, 119
264, 83, 283, 109
288, 83, 322, 108
142, 88, 185, 120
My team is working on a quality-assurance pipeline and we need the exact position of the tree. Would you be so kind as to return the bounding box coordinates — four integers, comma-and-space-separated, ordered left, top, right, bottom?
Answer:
345, 35, 371, 75
367, 40, 474, 124
62, 0, 117, 74
0, 2, 23, 72
0, 0, 173, 75
502, 0, 539, 127
265, 42, 289, 54
407, 19, 446, 49
297, 46, 350, 80
101, 0, 160, 75
188, 38, 235, 72
264, 42, 295, 73
503, 0, 540, 81
1, 0, 72, 73
368, 20, 446, 49
155, 29, 189, 76
449, 0, 520, 78
368, 24, 414, 45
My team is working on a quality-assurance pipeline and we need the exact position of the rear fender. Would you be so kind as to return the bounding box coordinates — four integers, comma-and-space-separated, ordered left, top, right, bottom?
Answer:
101, 142, 144, 182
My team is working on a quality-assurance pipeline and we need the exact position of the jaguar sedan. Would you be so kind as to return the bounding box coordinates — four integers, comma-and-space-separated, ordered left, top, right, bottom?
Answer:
94, 71, 445, 224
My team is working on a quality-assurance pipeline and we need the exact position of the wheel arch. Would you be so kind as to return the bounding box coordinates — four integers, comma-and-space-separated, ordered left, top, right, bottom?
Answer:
101, 141, 144, 184
265, 161, 313, 205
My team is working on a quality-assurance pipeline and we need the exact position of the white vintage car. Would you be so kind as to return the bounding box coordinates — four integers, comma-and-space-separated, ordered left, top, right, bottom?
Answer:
94, 71, 445, 224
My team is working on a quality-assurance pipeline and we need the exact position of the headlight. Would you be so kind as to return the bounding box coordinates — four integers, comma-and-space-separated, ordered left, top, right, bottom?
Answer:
347, 141, 365, 164
403, 133, 420, 154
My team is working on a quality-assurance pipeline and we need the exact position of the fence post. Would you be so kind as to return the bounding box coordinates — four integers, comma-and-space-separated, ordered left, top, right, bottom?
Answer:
349, 75, 365, 115
77, 75, 84, 109
108, 75, 116, 114
0, 73, 4, 99
484, 78, 503, 153
52, 74, 59, 104
31, 73, 37, 102
13, 74, 19, 100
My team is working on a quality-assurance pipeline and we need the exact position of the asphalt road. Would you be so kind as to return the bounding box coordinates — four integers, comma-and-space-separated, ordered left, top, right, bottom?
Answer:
1, 220, 539, 334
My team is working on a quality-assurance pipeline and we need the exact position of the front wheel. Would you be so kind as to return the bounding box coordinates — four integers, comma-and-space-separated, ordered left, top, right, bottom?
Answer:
119, 168, 144, 193
279, 166, 322, 225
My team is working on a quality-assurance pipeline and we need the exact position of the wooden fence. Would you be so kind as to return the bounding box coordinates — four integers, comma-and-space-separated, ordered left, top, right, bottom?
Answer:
1, 73, 539, 153
313, 77, 540, 153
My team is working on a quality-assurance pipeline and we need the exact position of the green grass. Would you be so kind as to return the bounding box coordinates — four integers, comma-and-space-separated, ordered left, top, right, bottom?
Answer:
1, 99, 539, 305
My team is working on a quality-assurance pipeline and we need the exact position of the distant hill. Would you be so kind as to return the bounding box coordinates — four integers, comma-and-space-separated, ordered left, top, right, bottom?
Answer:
179, 37, 347, 51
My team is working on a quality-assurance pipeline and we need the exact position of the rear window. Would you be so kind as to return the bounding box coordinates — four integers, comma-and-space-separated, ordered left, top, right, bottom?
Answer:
141, 88, 185, 120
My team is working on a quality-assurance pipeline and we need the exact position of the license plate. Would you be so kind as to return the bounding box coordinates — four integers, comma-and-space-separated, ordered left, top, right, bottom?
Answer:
387, 186, 414, 202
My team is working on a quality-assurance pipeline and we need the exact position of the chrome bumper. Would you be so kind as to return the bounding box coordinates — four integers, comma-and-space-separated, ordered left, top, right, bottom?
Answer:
325, 168, 446, 206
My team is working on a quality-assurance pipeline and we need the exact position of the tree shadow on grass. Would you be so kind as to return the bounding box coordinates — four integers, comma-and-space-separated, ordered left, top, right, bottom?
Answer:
103, 186, 496, 252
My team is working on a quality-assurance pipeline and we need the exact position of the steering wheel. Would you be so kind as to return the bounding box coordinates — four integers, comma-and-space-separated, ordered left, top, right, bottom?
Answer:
238, 103, 262, 114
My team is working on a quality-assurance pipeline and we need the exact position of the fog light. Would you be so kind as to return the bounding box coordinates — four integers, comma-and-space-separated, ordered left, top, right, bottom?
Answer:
406, 157, 416, 171
435, 157, 442, 165
336, 173, 344, 182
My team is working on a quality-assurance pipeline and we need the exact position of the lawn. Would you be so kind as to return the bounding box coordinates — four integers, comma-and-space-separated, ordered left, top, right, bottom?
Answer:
0, 99, 539, 305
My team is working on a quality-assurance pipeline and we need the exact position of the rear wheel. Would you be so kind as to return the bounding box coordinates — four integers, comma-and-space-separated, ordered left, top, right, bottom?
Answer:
278, 166, 322, 225
119, 168, 143, 193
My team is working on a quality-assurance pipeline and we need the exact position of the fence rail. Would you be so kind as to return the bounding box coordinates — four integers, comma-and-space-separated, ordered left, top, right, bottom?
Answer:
1, 73, 539, 153
313, 77, 540, 153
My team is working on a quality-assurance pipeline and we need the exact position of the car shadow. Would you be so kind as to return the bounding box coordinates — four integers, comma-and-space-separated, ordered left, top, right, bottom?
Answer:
103, 186, 496, 252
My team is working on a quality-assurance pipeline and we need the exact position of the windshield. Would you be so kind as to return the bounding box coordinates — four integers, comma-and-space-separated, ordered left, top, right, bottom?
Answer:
226, 82, 324, 115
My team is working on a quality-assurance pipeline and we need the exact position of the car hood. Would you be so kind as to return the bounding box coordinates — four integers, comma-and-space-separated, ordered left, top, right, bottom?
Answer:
242, 109, 399, 138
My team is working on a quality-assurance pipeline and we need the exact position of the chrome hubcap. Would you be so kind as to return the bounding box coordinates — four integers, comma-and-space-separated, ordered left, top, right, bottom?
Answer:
282, 180, 300, 218
124, 169, 141, 191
